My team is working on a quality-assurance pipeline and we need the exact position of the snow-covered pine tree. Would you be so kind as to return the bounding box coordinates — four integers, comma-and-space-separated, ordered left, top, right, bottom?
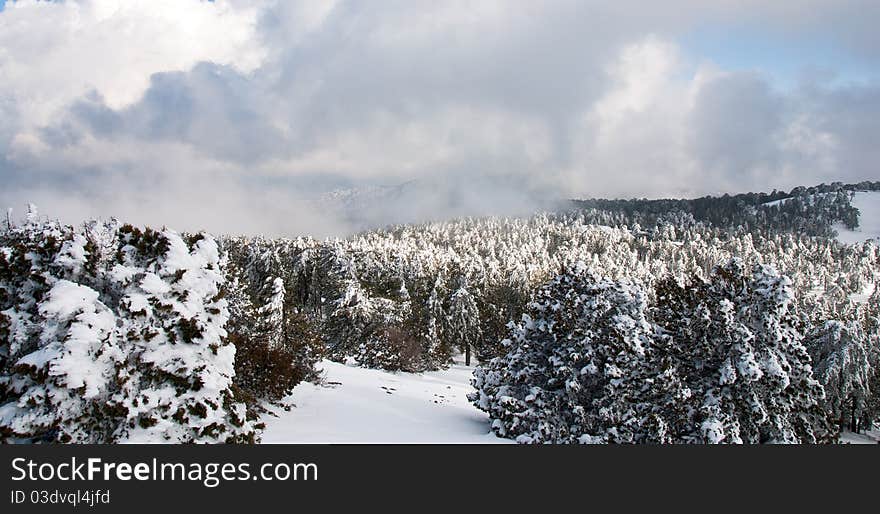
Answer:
283, 305, 324, 383
231, 275, 296, 403
325, 278, 378, 361
805, 319, 873, 432
423, 274, 453, 369
478, 282, 529, 363
864, 288, 880, 430
223, 251, 257, 342
255, 277, 286, 351
221, 235, 325, 392
469, 263, 656, 443
447, 276, 482, 366
652, 259, 832, 443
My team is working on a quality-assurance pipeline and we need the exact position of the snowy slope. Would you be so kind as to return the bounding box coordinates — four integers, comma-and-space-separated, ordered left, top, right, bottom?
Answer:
761, 192, 834, 208
260, 359, 511, 444
762, 197, 791, 208
835, 191, 880, 244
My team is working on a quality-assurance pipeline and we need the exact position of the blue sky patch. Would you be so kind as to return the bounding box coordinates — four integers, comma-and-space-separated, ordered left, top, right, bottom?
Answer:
682, 23, 877, 88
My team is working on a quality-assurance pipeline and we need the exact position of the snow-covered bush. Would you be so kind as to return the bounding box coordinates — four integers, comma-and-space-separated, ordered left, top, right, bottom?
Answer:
0, 278, 124, 442
108, 227, 253, 443
0, 216, 121, 442
352, 326, 419, 372
0, 218, 255, 443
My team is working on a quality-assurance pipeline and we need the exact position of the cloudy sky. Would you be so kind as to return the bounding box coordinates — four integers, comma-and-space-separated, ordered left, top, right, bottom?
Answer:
1, 0, 878, 235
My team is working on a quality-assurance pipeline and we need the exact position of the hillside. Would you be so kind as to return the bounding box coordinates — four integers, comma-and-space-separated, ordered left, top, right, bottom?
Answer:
835, 191, 880, 244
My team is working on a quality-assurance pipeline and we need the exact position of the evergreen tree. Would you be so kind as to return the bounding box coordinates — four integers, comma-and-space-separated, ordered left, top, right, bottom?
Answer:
424, 274, 453, 369
324, 278, 379, 361
254, 277, 286, 351
447, 277, 481, 366
470, 264, 655, 443
652, 260, 832, 443
806, 319, 873, 432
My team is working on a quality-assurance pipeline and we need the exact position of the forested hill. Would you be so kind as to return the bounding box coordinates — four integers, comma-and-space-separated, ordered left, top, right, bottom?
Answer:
570, 180, 880, 237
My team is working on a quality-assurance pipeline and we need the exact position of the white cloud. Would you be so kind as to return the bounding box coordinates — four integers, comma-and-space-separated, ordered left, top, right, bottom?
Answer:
1, 1, 879, 235
567, 35, 877, 198
0, 0, 266, 126
573, 37, 694, 197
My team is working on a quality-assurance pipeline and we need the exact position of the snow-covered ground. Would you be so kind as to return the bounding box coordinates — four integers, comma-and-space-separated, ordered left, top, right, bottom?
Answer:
260, 358, 511, 444
851, 282, 876, 304
835, 191, 880, 244
839, 430, 880, 444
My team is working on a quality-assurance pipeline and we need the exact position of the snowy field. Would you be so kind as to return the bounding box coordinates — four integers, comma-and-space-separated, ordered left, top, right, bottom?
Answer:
260, 358, 511, 444
835, 191, 880, 244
